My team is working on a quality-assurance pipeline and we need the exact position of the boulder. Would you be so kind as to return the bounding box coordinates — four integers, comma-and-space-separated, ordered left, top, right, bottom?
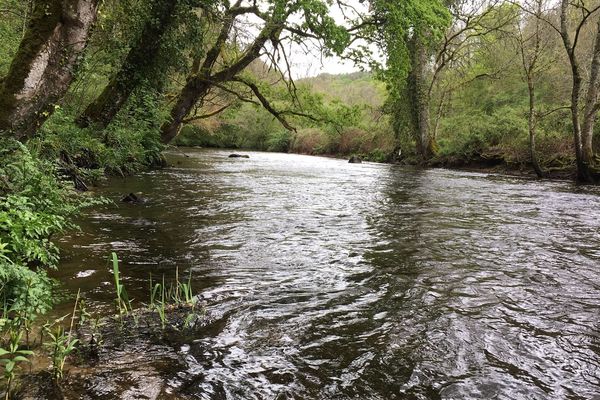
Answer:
348, 155, 362, 164
228, 154, 250, 158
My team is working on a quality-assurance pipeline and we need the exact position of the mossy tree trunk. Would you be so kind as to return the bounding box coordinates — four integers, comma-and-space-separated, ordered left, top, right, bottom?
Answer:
77, 0, 179, 129
580, 20, 600, 175
407, 35, 435, 162
161, 80, 210, 144
0, 0, 100, 140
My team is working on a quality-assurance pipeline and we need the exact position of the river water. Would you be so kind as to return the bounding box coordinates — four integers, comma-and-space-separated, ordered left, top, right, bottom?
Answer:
55, 149, 600, 399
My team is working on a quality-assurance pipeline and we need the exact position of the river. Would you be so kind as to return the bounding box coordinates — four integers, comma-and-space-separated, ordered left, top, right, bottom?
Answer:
54, 149, 600, 399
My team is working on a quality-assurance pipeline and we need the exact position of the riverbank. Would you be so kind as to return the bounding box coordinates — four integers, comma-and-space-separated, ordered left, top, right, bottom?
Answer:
177, 145, 578, 182
429, 158, 576, 181
16, 303, 207, 400
0, 134, 167, 399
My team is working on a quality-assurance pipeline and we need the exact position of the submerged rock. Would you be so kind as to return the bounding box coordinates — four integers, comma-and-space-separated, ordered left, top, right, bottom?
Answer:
348, 155, 362, 164
121, 192, 147, 204
228, 154, 250, 158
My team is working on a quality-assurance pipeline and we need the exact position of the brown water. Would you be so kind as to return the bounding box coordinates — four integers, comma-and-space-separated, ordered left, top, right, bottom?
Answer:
54, 149, 600, 399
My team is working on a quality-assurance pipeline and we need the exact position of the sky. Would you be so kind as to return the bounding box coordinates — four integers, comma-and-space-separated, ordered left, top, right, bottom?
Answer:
292, 2, 373, 78
250, 0, 375, 79
284, 48, 364, 79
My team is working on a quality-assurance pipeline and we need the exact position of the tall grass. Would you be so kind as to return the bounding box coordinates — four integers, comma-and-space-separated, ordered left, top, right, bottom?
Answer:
111, 252, 131, 317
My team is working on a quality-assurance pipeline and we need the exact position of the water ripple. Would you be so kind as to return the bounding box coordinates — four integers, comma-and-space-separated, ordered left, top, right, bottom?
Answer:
55, 150, 600, 399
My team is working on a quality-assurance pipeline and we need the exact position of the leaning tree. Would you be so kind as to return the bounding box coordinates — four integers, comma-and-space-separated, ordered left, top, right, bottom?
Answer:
159, 0, 351, 143
0, 0, 100, 140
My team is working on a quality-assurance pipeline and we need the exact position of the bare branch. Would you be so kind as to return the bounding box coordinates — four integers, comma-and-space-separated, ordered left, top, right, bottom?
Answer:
182, 104, 232, 123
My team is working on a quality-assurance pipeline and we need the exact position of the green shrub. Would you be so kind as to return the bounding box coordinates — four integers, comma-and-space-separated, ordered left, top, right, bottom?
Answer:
267, 130, 292, 152
33, 104, 165, 178
367, 148, 389, 163
436, 107, 527, 163
0, 140, 102, 316
173, 125, 213, 147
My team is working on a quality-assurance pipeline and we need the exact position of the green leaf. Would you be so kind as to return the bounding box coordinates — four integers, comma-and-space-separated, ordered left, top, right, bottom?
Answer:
5, 361, 15, 373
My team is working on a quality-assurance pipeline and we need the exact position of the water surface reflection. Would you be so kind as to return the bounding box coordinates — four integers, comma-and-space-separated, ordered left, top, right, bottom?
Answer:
56, 149, 600, 399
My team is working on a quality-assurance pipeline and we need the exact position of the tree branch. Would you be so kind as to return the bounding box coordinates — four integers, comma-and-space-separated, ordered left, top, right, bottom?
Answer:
182, 104, 232, 123
232, 77, 296, 131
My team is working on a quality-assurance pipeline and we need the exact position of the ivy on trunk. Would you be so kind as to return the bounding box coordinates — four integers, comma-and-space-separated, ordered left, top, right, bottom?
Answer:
0, 0, 100, 140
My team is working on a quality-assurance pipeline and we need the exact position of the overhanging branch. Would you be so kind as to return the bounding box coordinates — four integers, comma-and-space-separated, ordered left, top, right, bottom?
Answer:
232, 77, 297, 131
182, 104, 232, 123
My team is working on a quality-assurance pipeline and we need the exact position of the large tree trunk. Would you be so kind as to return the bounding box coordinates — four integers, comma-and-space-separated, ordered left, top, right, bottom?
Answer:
160, 79, 209, 144
77, 0, 178, 128
580, 20, 600, 174
0, 0, 99, 139
407, 35, 434, 162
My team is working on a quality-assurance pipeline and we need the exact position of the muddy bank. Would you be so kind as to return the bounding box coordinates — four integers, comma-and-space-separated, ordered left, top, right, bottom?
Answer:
17, 305, 210, 400
422, 155, 576, 181
436, 162, 575, 181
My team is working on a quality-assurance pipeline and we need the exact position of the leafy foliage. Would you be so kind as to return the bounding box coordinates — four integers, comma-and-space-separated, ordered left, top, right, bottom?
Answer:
43, 314, 79, 381
0, 328, 33, 398
0, 140, 95, 315
369, 0, 451, 84
175, 72, 395, 160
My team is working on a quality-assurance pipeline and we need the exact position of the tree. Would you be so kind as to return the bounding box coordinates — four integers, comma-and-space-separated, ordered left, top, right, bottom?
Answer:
559, 0, 600, 182
365, 0, 450, 161
0, 0, 100, 139
513, 0, 560, 178
77, 0, 213, 128
76, 0, 188, 128
160, 0, 350, 144
406, 34, 435, 159
520, 0, 600, 181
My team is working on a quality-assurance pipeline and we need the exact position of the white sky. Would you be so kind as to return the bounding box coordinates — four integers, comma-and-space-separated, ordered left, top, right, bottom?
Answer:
282, 47, 364, 79
295, 53, 362, 78
248, 0, 374, 79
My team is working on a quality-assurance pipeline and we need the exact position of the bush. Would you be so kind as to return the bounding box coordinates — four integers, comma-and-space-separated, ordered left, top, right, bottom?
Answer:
290, 128, 332, 154
337, 128, 368, 154
367, 148, 389, 163
173, 125, 210, 147
436, 107, 527, 163
0, 140, 103, 316
32, 105, 165, 179
266, 130, 292, 152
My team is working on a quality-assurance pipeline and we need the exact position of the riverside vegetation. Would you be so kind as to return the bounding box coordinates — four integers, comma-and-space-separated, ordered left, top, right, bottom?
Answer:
1, 252, 202, 398
2, 0, 600, 397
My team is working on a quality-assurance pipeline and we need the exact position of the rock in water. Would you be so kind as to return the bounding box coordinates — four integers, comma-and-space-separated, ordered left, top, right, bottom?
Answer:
348, 155, 362, 164
121, 193, 147, 204
228, 154, 250, 158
